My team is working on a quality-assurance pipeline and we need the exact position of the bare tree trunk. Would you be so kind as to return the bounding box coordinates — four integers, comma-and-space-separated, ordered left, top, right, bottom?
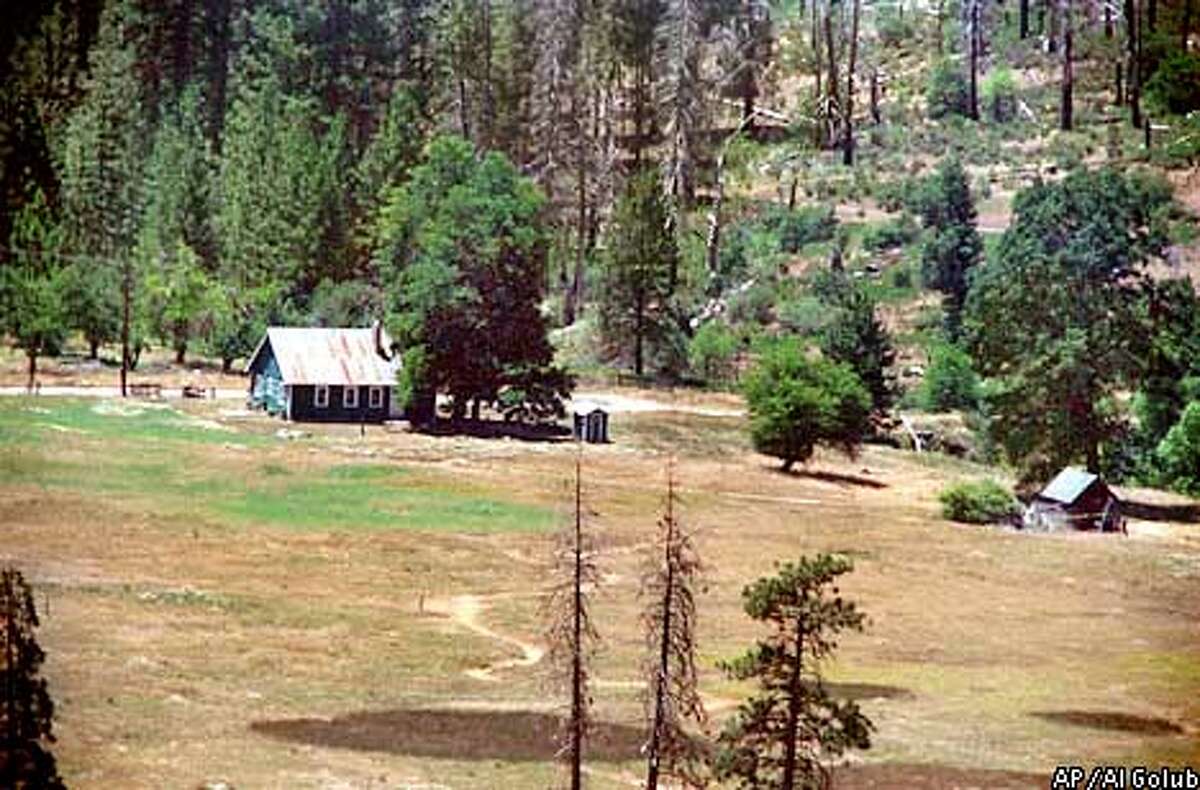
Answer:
120, 263, 130, 398
1184, 0, 1194, 52
842, 0, 861, 165
1147, 0, 1156, 31
824, 5, 839, 148
968, 0, 980, 120
1115, 61, 1124, 106
1128, 0, 1142, 128
1104, 3, 1113, 37
635, 289, 645, 377
869, 67, 881, 124
569, 457, 586, 790
26, 352, 36, 394
1020, 0, 1030, 38
644, 491, 677, 790
1060, 0, 1073, 130
812, 0, 823, 147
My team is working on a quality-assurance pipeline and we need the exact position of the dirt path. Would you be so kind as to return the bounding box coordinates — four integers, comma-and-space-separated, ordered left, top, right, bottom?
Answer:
424, 593, 546, 683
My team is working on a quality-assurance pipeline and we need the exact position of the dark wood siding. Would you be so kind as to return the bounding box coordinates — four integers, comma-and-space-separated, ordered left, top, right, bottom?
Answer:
290, 384, 392, 423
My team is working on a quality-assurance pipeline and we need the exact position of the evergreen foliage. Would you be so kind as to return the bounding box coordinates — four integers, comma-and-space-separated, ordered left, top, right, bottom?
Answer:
598, 168, 681, 378
1, 566, 65, 790
714, 555, 872, 790
918, 158, 983, 341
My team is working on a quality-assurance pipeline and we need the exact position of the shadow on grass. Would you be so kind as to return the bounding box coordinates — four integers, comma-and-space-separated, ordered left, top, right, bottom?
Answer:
1030, 710, 1184, 735
1120, 499, 1200, 523
251, 708, 643, 762
831, 762, 1044, 789
775, 467, 889, 490
415, 420, 574, 444
821, 681, 914, 701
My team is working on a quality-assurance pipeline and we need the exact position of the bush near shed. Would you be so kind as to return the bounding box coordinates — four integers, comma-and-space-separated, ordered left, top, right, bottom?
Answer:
939, 480, 1020, 524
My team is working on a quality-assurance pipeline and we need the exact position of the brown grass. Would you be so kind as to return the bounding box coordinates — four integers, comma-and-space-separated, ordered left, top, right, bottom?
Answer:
2, 395, 1198, 787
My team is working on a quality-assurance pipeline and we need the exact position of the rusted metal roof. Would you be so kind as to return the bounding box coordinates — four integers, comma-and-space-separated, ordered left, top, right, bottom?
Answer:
248, 327, 401, 386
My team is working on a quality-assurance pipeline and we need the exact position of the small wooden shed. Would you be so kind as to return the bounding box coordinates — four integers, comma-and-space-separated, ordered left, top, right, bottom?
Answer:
572, 402, 610, 444
1024, 468, 1123, 532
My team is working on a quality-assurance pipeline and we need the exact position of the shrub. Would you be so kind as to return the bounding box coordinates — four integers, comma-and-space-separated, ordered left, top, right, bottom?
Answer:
926, 59, 971, 120
861, 214, 920, 251
939, 480, 1019, 524
758, 204, 838, 253
917, 343, 981, 412
688, 321, 739, 384
1154, 401, 1200, 497
877, 8, 916, 48
981, 67, 1017, 123
1145, 53, 1200, 115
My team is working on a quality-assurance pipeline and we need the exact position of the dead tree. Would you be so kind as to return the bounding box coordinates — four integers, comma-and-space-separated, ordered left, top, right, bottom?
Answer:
545, 453, 600, 790
642, 461, 707, 789
841, 0, 861, 165
1061, 0, 1074, 130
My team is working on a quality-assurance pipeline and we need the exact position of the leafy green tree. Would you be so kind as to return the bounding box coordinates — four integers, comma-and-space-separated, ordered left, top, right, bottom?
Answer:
1134, 278, 1200, 447
1, 566, 65, 790
598, 168, 680, 378
744, 338, 872, 472
374, 135, 570, 423
714, 555, 872, 790
1154, 402, 1200, 497
965, 169, 1173, 484
918, 343, 981, 412
1, 190, 66, 392
918, 158, 982, 340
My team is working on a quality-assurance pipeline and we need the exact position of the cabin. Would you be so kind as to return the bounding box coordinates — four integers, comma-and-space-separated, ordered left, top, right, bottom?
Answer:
572, 402, 610, 444
245, 325, 403, 423
1024, 467, 1123, 532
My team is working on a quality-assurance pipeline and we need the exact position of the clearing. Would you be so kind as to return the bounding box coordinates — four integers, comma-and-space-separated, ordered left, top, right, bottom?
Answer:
1, 395, 1197, 788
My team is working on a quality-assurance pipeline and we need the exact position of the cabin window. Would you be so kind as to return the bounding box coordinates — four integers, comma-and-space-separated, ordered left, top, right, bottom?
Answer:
369, 386, 384, 408
315, 385, 329, 408
344, 386, 359, 408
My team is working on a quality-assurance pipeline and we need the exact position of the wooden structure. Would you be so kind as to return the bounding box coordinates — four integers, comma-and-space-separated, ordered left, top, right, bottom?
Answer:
1024, 468, 1123, 532
572, 402, 610, 444
245, 325, 403, 423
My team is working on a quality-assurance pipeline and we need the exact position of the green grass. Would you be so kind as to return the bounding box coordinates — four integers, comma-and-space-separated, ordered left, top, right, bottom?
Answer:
212, 464, 554, 533
0, 397, 266, 447
0, 398, 554, 535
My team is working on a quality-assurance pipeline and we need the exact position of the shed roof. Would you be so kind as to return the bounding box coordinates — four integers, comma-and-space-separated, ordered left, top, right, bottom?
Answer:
247, 327, 401, 386
1038, 467, 1104, 505
571, 400, 608, 416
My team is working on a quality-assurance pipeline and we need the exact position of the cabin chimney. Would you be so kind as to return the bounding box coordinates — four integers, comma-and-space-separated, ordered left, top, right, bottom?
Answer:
372, 320, 389, 360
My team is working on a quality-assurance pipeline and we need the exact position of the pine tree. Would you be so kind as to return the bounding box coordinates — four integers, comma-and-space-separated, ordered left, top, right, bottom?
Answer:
545, 453, 601, 790
598, 168, 680, 378
59, 0, 149, 395
1, 566, 65, 790
918, 158, 983, 341
714, 555, 872, 790
642, 461, 707, 790
1, 189, 66, 393
135, 84, 217, 362
819, 284, 897, 414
